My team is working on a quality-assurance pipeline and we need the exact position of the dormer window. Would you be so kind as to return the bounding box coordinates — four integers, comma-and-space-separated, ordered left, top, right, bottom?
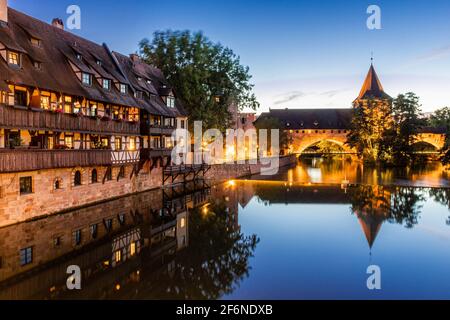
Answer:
103, 79, 111, 90
33, 61, 42, 70
137, 77, 142, 81
134, 91, 143, 99
82, 73, 92, 86
167, 96, 175, 108
30, 37, 41, 47
96, 60, 102, 66
120, 84, 128, 94
146, 79, 152, 84
8, 51, 21, 67
76, 54, 82, 61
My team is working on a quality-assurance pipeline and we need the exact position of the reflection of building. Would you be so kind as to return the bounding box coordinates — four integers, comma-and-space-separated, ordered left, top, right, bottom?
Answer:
0, 180, 213, 299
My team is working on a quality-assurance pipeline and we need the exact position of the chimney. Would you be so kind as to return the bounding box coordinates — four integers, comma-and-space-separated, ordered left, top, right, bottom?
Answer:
0, 0, 7, 24
130, 53, 140, 63
51, 18, 64, 30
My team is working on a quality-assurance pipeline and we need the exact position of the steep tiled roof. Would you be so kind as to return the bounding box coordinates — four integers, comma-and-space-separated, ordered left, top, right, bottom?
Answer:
356, 64, 392, 101
256, 108, 352, 130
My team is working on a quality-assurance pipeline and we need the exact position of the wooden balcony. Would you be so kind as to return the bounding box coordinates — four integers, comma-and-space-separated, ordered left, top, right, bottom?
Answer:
140, 123, 176, 136
0, 149, 112, 173
0, 149, 141, 173
0, 105, 140, 135
140, 148, 173, 159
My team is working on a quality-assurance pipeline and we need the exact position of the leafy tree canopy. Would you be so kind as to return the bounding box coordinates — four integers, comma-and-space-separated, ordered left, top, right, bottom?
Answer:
139, 30, 259, 132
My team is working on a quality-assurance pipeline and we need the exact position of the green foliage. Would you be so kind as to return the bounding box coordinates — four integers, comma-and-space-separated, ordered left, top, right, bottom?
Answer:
347, 92, 424, 165
139, 30, 259, 132
254, 116, 291, 154
428, 107, 450, 164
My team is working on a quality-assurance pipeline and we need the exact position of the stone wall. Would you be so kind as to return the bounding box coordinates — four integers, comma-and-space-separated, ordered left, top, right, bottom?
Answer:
0, 155, 296, 227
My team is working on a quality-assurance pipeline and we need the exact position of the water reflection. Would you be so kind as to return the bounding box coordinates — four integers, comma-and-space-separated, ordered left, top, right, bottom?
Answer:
1, 159, 450, 299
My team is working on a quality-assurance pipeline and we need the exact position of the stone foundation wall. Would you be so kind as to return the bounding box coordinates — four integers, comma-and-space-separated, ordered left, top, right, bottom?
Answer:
0, 155, 296, 228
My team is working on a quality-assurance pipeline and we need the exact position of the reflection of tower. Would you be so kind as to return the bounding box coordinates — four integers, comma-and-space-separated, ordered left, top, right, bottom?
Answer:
355, 186, 391, 249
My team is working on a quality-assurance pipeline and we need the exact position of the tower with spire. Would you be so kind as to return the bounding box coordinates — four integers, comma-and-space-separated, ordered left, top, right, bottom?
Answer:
354, 61, 392, 103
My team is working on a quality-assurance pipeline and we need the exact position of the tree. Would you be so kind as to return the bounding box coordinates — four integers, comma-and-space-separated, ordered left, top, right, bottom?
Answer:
388, 93, 425, 165
139, 31, 259, 132
254, 116, 291, 155
429, 107, 450, 164
346, 99, 393, 163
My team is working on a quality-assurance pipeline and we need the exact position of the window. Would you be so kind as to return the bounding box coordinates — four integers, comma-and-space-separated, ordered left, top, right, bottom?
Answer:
96, 60, 102, 66
118, 214, 126, 226
76, 54, 82, 61
104, 219, 113, 232
65, 136, 73, 149
103, 79, 111, 91
64, 96, 72, 113
30, 37, 41, 47
130, 242, 136, 256
91, 169, 98, 183
90, 224, 98, 239
115, 138, 122, 151
8, 51, 20, 66
40, 94, 50, 109
241, 117, 246, 125
181, 120, 185, 129
120, 84, 128, 94
20, 247, 33, 266
129, 138, 136, 151
82, 73, 92, 86
14, 90, 27, 106
73, 230, 82, 246
33, 61, 42, 70
118, 166, 125, 179
54, 236, 62, 247
134, 91, 143, 99
74, 171, 82, 186
54, 179, 61, 190
19, 177, 32, 195
167, 96, 175, 108
180, 217, 186, 228
105, 167, 112, 181
114, 250, 121, 263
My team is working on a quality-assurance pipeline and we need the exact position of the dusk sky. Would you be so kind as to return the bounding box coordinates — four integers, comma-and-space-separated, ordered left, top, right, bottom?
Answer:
9, 0, 450, 113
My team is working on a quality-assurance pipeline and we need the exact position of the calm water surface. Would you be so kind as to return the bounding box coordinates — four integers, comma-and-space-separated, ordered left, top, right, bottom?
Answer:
1, 159, 450, 300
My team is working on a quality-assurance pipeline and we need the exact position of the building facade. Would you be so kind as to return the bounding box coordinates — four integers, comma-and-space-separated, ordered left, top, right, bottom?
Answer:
256, 64, 446, 155
0, 4, 188, 227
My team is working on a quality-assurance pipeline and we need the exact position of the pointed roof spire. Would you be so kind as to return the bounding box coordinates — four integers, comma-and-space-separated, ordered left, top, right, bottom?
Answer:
355, 62, 391, 101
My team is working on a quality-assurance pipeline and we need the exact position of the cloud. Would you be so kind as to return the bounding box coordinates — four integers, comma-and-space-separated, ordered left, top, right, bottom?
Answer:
274, 91, 307, 105
417, 45, 450, 62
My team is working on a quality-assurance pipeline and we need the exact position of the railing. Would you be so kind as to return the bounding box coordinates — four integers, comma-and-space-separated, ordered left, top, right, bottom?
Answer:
140, 123, 176, 136
140, 148, 173, 159
0, 105, 140, 135
0, 149, 113, 173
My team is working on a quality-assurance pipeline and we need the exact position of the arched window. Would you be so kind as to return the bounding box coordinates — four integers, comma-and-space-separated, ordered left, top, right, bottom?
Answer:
91, 169, 98, 183
54, 178, 62, 190
106, 167, 112, 181
118, 166, 125, 179
74, 171, 82, 186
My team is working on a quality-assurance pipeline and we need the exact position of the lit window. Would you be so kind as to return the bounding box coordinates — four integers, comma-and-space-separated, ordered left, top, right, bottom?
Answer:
40, 95, 50, 109
103, 79, 111, 90
30, 37, 41, 46
115, 250, 121, 263
64, 96, 72, 113
65, 136, 73, 149
82, 73, 92, 86
115, 138, 122, 151
20, 247, 33, 266
130, 242, 136, 256
180, 217, 186, 228
120, 84, 128, 94
129, 138, 136, 151
8, 51, 20, 66
19, 176, 33, 195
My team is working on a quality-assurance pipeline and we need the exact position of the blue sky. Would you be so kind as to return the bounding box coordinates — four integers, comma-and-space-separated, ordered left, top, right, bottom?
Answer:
8, 0, 450, 113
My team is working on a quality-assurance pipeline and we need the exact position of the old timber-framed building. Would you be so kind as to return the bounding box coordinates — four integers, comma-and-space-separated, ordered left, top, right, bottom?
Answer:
0, 4, 188, 227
